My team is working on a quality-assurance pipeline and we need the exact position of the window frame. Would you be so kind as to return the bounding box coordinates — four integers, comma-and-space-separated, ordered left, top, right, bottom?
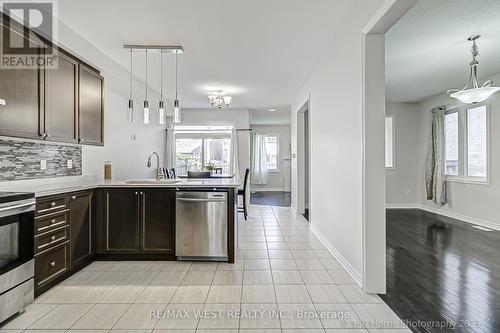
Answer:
174, 131, 232, 175
444, 103, 490, 185
264, 134, 280, 172
385, 115, 396, 169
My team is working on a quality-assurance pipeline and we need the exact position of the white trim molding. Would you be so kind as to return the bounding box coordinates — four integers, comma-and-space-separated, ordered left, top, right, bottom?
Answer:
386, 204, 500, 231
310, 225, 363, 287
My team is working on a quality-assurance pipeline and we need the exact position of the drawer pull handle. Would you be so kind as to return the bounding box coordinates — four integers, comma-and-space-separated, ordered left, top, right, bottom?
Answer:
51, 219, 56, 224
50, 261, 56, 267
71, 196, 76, 200
50, 202, 56, 207
50, 235, 56, 241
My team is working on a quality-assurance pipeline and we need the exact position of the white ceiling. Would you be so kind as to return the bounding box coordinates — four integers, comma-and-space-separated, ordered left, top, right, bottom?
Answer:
250, 105, 291, 126
57, 0, 355, 110
385, 0, 500, 102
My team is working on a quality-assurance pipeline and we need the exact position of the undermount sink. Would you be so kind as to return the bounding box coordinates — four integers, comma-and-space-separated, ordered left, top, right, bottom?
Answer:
124, 179, 180, 185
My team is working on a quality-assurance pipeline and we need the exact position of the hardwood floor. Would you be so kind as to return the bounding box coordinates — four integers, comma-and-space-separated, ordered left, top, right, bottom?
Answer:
250, 191, 291, 207
382, 209, 500, 333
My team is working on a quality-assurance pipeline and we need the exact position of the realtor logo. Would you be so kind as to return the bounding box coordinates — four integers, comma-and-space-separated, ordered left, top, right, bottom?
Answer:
0, 0, 58, 69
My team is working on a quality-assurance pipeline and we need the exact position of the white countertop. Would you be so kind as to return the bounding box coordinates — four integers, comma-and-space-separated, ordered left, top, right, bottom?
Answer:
0, 175, 242, 197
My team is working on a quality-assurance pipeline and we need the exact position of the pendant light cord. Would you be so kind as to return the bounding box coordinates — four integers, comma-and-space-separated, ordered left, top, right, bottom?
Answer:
129, 49, 133, 99
160, 50, 163, 100
175, 53, 178, 100
145, 49, 148, 101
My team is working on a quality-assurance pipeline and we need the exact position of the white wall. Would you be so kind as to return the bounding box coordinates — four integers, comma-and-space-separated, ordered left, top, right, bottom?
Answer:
386, 72, 500, 229
385, 102, 421, 205
290, 0, 386, 281
250, 125, 291, 192
180, 108, 251, 177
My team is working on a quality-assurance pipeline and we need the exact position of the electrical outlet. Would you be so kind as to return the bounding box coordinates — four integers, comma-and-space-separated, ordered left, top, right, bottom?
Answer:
67, 159, 73, 169
40, 159, 47, 170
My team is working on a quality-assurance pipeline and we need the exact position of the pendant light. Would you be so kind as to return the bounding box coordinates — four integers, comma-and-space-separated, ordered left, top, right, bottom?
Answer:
143, 49, 150, 124
158, 50, 166, 125
127, 49, 135, 122
173, 53, 181, 123
448, 35, 500, 104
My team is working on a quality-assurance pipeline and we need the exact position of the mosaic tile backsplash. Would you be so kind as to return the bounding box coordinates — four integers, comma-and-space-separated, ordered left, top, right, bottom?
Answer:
0, 138, 82, 181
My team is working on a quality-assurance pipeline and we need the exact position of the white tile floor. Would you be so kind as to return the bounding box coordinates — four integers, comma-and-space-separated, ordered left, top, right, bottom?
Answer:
0, 204, 410, 333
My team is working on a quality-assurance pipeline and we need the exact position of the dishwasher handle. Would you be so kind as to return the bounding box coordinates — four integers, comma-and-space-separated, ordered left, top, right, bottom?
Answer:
177, 197, 226, 203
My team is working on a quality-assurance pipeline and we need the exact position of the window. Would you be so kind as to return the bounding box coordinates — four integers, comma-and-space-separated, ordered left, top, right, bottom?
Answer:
467, 105, 487, 178
385, 116, 394, 168
444, 105, 489, 182
174, 126, 232, 175
264, 135, 279, 171
444, 112, 459, 176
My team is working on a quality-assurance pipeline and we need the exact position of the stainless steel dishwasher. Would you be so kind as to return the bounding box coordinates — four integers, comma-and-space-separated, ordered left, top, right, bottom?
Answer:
176, 191, 228, 260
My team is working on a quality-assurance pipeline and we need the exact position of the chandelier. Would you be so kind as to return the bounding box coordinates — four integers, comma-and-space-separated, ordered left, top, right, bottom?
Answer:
208, 90, 232, 109
447, 35, 500, 104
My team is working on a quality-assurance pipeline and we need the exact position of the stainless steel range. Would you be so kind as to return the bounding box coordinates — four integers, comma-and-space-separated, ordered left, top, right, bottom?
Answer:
0, 192, 35, 324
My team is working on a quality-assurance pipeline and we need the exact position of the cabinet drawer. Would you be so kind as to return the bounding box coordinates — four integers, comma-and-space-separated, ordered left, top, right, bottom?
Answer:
35, 241, 70, 288
36, 196, 68, 216
35, 211, 69, 234
35, 227, 69, 254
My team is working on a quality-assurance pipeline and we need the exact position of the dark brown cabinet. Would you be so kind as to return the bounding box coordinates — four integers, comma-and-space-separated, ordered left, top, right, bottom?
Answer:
0, 19, 44, 139
104, 189, 140, 253
70, 191, 93, 266
141, 189, 175, 254
79, 65, 104, 145
101, 188, 175, 255
43, 51, 78, 143
0, 14, 104, 145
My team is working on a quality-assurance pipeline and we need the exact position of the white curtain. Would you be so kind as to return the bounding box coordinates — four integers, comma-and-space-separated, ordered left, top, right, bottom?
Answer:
251, 134, 268, 185
165, 128, 176, 169
230, 127, 240, 177
425, 107, 446, 204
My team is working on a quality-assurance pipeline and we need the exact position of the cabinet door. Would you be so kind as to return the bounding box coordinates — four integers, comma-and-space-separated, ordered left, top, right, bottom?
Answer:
140, 189, 175, 254
79, 65, 103, 145
0, 20, 44, 139
104, 189, 139, 253
44, 51, 77, 143
69, 191, 92, 266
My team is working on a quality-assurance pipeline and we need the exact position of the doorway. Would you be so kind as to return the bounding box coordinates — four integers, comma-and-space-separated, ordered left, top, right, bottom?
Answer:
296, 100, 310, 221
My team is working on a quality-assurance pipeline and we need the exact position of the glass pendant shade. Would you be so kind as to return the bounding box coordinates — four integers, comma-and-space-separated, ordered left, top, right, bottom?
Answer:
223, 95, 232, 106
158, 100, 166, 125
173, 99, 181, 123
143, 100, 150, 124
127, 99, 135, 122
450, 86, 500, 104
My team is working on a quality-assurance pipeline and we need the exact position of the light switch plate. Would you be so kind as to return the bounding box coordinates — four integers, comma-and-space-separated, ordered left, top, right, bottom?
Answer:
67, 159, 73, 169
40, 159, 47, 170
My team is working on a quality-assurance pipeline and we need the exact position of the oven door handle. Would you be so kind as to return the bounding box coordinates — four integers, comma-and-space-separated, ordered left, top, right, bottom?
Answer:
0, 202, 35, 218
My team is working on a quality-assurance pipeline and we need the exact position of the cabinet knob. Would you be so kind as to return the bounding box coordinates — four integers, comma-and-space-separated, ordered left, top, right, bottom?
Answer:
71, 196, 76, 200
140, 191, 143, 195
135, 192, 138, 195
50, 219, 56, 224
40, 133, 46, 138
50, 202, 56, 207
50, 235, 56, 241
50, 261, 55, 267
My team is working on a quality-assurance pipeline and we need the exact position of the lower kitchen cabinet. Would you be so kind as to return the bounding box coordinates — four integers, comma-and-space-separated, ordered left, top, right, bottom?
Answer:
103, 189, 140, 253
98, 188, 176, 256
70, 191, 93, 266
141, 189, 175, 254
35, 241, 70, 291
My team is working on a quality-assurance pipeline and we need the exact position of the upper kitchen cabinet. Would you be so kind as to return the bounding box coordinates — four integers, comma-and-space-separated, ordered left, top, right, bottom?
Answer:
0, 18, 44, 139
43, 51, 78, 143
78, 65, 104, 145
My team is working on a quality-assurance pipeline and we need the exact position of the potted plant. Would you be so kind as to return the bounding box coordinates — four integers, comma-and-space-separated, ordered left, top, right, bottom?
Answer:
205, 162, 217, 174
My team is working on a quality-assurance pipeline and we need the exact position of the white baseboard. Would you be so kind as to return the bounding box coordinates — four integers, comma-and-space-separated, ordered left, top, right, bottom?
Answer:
386, 203, 500, 231
309, 225, 363, 287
